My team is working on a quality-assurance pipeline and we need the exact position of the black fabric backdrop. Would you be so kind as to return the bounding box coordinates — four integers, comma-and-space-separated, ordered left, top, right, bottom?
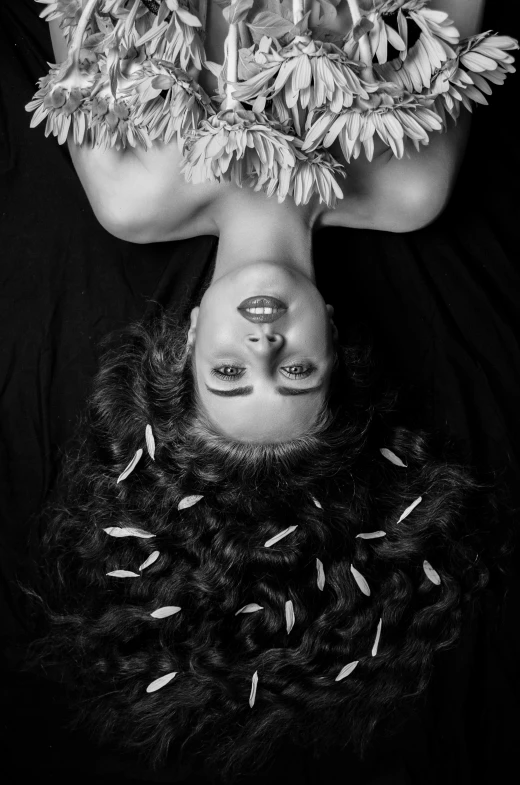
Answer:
1, 1, 519, 784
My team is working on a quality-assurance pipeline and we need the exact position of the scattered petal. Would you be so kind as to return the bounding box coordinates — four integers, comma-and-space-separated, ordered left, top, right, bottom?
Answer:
380, 447, 408, 467
423, 559, 441, 585
235, 603, 264, 615
350, 564, 371, 596
249, 670, 258, 708
396, 496, 423, 524
103, 526, 156, 538
371, 618, 382, 656
150, 606, 181, 618
335, 660, 359, 681
316, 558, 325, 591
311, 495, 322, 509
264, 525, 298, 548
285, 600, 295, 634
106, 570, 140, 578
145, 424, 156, 461
139, 550, 160, 571
355, 531, 387, 539
117, 449, 143, 483
178, 495, 204, 510
146, 671, 178, 693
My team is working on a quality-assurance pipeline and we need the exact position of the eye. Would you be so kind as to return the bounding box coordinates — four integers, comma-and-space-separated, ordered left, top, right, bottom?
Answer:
210, 363, 315, 381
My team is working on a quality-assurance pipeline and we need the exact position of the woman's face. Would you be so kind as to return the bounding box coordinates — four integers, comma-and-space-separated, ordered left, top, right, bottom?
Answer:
187, 262, 338, 442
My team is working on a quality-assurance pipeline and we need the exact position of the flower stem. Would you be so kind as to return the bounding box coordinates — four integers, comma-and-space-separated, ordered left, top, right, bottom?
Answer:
224, 22, 239, 111
292, 0, 305, 25
345, 0, 375, 81
70, 0, 99, 67
198, 0, 208, 41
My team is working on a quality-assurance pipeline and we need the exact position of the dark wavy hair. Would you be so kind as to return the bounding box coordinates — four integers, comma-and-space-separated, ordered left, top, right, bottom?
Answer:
15, 307, 516, 784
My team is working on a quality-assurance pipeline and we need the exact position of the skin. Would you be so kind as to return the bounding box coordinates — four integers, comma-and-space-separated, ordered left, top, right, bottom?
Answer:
47, 0, 487, 441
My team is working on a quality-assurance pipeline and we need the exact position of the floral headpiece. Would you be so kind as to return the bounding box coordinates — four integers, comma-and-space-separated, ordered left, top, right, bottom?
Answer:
27, 0, 517, 209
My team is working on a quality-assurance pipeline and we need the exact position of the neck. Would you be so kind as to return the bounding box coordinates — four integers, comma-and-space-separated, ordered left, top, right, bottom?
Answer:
209, 186, 322, 284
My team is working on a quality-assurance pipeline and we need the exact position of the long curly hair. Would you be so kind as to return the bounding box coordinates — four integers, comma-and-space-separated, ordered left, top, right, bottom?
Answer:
15, 307, 516, 784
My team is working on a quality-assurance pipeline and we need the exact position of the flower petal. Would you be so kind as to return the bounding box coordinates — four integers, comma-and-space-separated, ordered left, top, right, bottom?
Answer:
145, 424, 156, 461
316, 558, 325, 590
335, 660, 359, 681
285, 599, 295, 634
150, 606, 182, 618
178, 494, 204, 510
371, 618, 382, 656
380, 447, 408, 467
311, 495, 322, 509
146, 671, 178, 693
249, 670, 258, 707
396, 496, 423, 524
106, 570, 140, 578
423, 559, 441, 585
355, 531, 387, 539
117, 449, 143, 483
103, 526, 156, 538
264, 525, 298, 547
350, 564, 371, 596
139, 550, 160, 571
235, 603, 264, 615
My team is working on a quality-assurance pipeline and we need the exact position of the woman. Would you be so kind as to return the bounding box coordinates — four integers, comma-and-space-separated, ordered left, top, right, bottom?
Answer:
17, 1, 517, 784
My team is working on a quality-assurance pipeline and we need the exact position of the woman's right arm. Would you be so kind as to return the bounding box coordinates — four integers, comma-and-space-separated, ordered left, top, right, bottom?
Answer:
48, 19, 189, 244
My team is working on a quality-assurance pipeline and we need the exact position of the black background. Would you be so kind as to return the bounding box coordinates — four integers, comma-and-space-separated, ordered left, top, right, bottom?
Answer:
1, 1, 519, 783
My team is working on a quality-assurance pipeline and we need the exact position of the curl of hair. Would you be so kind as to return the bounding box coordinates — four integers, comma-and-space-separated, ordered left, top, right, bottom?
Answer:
15, 309, 516, 784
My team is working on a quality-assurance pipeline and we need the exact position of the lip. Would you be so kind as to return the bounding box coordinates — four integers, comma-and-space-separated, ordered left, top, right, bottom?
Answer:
238, 296, 288, 323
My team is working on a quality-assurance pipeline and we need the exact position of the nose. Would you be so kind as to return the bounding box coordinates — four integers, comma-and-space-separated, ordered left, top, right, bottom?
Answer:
246, 329, 284, 352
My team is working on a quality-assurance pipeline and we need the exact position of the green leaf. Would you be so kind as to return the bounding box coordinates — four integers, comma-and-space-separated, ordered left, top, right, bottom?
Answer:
246, 10, 294, 40
223, 0, 255, 25
316, 0, 337, 25
353, 17, 374, 43
288, 10, 311, 37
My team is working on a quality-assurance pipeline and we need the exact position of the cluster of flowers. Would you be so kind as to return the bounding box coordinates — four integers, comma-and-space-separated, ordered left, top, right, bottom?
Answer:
27, 0, 518, 209
107, 423, 439, 705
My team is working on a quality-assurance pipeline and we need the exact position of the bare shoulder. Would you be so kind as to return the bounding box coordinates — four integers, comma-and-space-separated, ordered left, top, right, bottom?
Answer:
323, 0, 486, 233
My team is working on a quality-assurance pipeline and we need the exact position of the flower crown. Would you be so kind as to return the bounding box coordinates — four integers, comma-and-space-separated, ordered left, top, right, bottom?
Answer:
27, 0, 518, 209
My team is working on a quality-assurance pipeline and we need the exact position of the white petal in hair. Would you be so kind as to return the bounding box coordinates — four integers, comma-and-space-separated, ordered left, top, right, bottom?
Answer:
311, 495, 322, 509
355, 531, 387, 539
117, 449, 144, 483
146, 671, 178, 693
396, 496, 423, 524
264, 525, 298, 548
139, 550, 160, 571
350, 564, 371, 596
285, 600, 295, 634
235, 603, 264, 615
380, 448, 408, 467
423, 559, 441, 585
178, 495, 204, 510
249, 670, 258, 708
316, 558, 325, 590
145, 424, 156, 461
106, 570, 140, 578
335, 661, 359, 681
372, 618, 382, 657
103, 526, 156, 538
150, 606, 182, 618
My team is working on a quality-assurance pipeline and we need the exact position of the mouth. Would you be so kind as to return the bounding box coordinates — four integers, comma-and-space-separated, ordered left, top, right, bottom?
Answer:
238, 296, 288, 323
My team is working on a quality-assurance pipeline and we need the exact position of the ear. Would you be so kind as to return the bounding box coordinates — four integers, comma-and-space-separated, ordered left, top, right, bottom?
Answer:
326, 304, 338, 342
187, 307, 199, 348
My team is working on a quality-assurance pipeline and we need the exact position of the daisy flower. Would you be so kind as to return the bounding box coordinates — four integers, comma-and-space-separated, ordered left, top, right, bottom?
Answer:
289, 142, 346, 209
132, 0, 206, 73
35, 0, 85, 41
228, 33, 370, 135
303, 84, 442, 161
428, 31, 519, 125
131, 59, 215, 147
179, 106, 297, 202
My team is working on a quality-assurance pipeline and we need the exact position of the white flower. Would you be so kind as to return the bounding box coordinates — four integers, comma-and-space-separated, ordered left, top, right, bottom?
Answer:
180, 107, 297, 202
289, 144, 346, 209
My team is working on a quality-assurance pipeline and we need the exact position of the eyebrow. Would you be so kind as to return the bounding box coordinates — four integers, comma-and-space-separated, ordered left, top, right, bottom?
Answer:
204, 382, 325, 397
